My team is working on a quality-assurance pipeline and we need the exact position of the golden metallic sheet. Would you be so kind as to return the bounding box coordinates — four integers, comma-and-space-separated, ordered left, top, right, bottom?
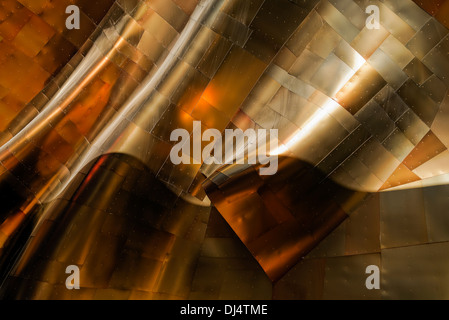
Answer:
377, 1, 416, 45
322, 253, 381, 300
404, 57, 434, 85
0, 0, 115, 134
423, 35, 449, 86
311, 53, 354, 96
286, 9, 322, 56
379, 35, 414, 69
317, 128, 371, 183
334, 40, 364, 71
382, 0, 430, 32
316, 0, 360, 43
396, 109, 429, 145
337, 64, 387, 114
413, 150, 449, 180
355, 100, 397, 142
382, 242, 449, 300
290, 49, 324, 79
188, 208, 272, 300
308, 23, 342, 59
1, 153, 211, 299
406, 18, 448, 60
380, 188, 428, 248
203, 47, 267, 117
204, 156, 364, 280
210, 11, 252, 48
422, 184, 449, 242
343, 155, 385, 191
368, 49, 408, 89
344, 194, 381, 255
398, 79, 439, 126
274, 258, 326, 300
359, 139, 402, 182
328, 0, 366, 30
306, 222, 347, 259
350, 24, 390, 59
403, 131, 446, 170
422, 74, 447, 104
432, 93, 449, 147
382, 128, 416, 162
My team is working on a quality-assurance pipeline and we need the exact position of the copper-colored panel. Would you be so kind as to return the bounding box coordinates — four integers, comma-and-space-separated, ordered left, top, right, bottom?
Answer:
412, 0, 446, 16
323, 253, 381, 300
328, 0, 366, 29
423, 184, 449, 242
380, 163, 421, 190
398, 79, 439, 126
413, 150, 449, 180
382, 128, 416, 162
197, 33, 232, 79
316, 0, 360, 43
192, 99, 231, 131
274, 258, 326, 300
210, 11, 251, 48
0, 153, 210, 299
245, 0, 311, 62
172, 67, 209, 114
435, 1, 449, 29
403, 131, 447, 170
377, 2, 416, 44
383, 0, 430, 31
203, 46, 267, 117
308, 22, 341, 59
422, 74, 447, 104
145, 0, 190, 33
404, 58, 434, 86
382, 242, 449, 299
396, 109, 430, 146
290, 49, 325, 80
368, 49, 408, 89
422, 34, 449, 86
204, 157, 364, 281
344, 194, 381, 255
221, 0, 265, 26
355, 100, 396, 142
310, 53, 354, 96
413, 0, 449, 29
306, 222, 346, 259
337, 63, 386, 114
380, 187, 428, 248
350, 25, 390, 59
316, 126, 371, 176
286, 9, 322, 56
407, 19, 447, 60
379, 35, 414, 69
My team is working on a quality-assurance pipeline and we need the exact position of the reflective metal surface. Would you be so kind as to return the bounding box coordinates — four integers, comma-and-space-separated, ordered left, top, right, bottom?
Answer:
0, 0, 448, 299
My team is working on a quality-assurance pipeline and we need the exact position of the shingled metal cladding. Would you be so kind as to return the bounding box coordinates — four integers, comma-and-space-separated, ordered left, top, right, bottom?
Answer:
0, 0, 448, 299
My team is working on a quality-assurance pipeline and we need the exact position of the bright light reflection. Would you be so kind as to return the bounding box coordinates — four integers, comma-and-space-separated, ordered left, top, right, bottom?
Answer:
270, 54, 366, 156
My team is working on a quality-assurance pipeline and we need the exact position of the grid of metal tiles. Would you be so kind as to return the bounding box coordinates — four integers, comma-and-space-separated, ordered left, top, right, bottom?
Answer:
274, 181, 449, 300
0, 0, 115, 141
1, 153, 211, 299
